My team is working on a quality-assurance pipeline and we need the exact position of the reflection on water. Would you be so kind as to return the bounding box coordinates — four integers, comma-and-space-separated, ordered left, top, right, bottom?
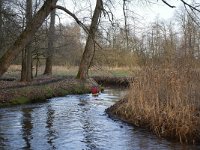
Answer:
79, 99, 96, 149
0, 113, 7, 148
21, 108, 33, 149
0, 88, 199, 150
46, 105, 57, 149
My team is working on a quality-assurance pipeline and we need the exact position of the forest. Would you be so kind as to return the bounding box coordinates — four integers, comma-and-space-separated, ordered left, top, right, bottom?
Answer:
0, 0, 200, 147
0, 0, 200, 79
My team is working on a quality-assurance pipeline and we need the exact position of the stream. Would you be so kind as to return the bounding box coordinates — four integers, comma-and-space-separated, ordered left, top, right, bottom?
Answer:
0, 88, 199, 150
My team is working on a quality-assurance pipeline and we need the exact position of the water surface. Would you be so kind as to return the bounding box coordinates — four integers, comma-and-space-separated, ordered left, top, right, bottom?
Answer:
0, 88, 199, 150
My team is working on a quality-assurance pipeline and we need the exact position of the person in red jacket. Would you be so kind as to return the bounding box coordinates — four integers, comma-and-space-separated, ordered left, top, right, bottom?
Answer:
91, 86, 100, 96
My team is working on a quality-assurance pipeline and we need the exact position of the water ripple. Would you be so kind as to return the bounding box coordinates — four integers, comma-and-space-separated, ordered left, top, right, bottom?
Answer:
0, 88, 199, 150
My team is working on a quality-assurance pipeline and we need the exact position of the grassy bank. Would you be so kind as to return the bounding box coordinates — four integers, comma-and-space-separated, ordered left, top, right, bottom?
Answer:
0, 65, 134, 107
0, 78, 96, 107
107, 66, 200, 144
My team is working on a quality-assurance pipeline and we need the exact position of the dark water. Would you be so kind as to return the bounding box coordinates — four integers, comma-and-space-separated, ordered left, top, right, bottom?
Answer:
0, 88, 199, 150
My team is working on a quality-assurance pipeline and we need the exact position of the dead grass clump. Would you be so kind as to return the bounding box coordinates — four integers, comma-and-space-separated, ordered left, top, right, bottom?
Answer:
126, 66, 200, 143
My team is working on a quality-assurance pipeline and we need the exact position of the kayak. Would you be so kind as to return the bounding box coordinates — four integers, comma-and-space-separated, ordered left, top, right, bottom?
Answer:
92, 93, 99, 96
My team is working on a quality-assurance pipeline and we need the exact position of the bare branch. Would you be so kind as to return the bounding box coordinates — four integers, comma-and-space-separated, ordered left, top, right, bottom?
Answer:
54, 5, 89, 34
183, 4, 200, 28
161, 0, 175, 8
54, 5, 103, 51
180, 0, 200, 13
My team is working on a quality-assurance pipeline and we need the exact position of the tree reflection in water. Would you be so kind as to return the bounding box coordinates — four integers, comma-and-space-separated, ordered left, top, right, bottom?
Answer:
79, 98, 97, 149
46, 104, 57, 149
21, 108, 33, 149
0, 113, 7, 149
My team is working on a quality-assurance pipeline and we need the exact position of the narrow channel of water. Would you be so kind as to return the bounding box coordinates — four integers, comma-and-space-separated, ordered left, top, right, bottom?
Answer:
0, 88, 199, 150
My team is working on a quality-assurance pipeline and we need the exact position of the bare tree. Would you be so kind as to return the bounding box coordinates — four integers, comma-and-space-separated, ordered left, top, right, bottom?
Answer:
123, 0, 129, 49
0, 0, 3, 52
77, 0, 103, 79
21, 0, 33, 81
44, 9, 56, 75
26, 0, 33, 81
0, 0, 58, 77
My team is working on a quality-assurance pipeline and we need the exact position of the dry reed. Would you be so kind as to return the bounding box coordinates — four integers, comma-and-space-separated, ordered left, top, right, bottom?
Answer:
122, 66, 200, 143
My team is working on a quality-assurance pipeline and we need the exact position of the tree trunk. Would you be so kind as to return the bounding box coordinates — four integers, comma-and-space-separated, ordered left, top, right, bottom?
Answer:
0, 0, 58, 77
0, 0, 3, 52
21, 48, 27, 81
21, 0, 33, 82
26, 0, 33, 81
44, 9, 56, 75
76, 0, 103, 79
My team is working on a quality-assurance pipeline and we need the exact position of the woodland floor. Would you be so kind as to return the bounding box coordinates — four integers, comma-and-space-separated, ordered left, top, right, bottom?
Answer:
0, 75, 68, 90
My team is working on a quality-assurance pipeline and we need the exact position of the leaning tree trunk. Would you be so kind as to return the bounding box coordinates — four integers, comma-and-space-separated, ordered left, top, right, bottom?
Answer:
0, 0, 58, 77
21, 0, 33, 82
44, 9, 56, 75
76, 0, 103, 80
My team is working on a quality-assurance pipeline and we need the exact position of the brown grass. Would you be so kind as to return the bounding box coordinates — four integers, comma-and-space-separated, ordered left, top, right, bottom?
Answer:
2, 65, 78, 79
110, 66, 200, 143
3, 65, 134, 79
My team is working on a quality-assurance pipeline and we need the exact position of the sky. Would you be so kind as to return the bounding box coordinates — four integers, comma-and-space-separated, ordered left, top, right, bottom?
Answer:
136, 0, 180, 22
57, 0, 185, 24
55, 0, 197, 29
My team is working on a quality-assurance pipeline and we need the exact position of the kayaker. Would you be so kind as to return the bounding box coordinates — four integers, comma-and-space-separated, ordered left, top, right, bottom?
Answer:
91, 86, 100, 96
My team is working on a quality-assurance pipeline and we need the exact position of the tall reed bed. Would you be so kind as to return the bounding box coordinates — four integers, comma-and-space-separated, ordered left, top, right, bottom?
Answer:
121, 66, 200, 143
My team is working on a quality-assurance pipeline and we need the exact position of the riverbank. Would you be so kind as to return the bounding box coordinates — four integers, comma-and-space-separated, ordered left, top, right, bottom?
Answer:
93, 76, 132, 87
0, 75, 129, 107
106, 67, 200, 144
0, 76, 98, 107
